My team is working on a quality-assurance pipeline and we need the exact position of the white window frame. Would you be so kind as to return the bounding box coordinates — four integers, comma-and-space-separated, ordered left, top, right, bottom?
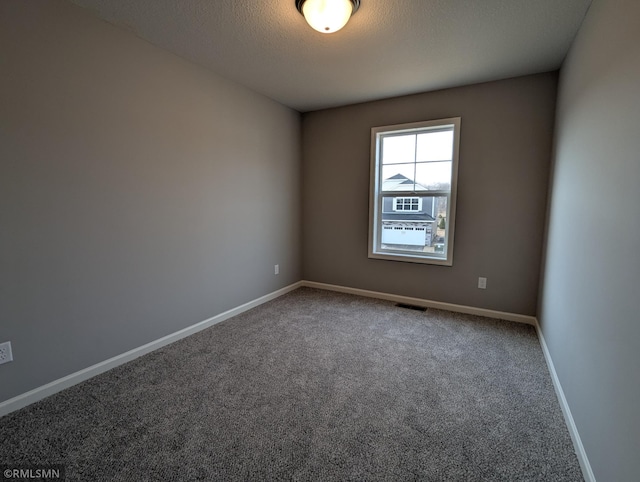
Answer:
393, 197, 422, 212
368, 117, 461, 266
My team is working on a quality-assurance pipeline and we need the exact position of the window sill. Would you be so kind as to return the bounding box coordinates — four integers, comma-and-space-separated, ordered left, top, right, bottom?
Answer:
368, 251, 453, 266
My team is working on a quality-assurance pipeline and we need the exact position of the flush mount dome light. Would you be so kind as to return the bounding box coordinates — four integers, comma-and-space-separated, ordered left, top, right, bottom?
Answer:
296, 0, 360, 34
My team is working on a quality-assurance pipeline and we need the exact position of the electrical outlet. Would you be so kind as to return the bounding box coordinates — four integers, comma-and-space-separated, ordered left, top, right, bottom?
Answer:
274, 264, 279, 275
478, 277, 487, 289
0, 341, 13, 365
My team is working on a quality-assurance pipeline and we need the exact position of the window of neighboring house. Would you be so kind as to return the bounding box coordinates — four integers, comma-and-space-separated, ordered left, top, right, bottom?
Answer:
368, 117, 461, 265
394, 197, 421, 211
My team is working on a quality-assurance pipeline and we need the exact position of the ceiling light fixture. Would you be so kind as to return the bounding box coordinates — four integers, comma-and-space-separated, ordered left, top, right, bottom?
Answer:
296, 0, 360, 34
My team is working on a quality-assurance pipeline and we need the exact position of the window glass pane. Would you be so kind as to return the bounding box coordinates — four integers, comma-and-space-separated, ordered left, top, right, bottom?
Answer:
370, 118, 459, 265
416, 130, 454, 162
415, 161, 452, 191
379, 195, 448, 257
381, 165, 415, 191
433, 196, 449, 256
381, 134, 416, 164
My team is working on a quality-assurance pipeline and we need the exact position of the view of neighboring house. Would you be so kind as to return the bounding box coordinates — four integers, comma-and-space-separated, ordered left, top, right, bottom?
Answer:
380, 174, 445, 252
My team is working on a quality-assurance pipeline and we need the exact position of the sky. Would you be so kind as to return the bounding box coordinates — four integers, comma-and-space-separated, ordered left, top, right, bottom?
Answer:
381, 130, 453, 189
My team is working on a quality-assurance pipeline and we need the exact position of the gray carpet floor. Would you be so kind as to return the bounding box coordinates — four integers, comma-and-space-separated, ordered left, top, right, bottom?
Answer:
0, 287, 583, 481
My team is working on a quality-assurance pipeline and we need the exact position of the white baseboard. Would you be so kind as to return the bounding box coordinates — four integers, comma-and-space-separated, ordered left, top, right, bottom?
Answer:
0, 281, 303, 418
301, 280, 537, 325
0, 278, 595, 482
534, 319, 596, 482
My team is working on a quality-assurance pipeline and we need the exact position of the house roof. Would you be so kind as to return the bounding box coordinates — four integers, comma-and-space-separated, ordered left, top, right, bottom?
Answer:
382, 174, 429, 192
381, 212, 436, 222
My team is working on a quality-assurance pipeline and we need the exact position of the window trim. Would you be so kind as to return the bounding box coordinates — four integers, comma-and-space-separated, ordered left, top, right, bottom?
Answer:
368, 117, 461, 266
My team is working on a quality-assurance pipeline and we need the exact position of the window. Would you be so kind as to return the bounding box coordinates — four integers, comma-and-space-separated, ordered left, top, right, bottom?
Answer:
368, 118, 460, 265
394, 197, 421, 212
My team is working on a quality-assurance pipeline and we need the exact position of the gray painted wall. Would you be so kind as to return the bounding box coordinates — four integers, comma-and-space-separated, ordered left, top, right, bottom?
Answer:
302, 74, 558, 315
0, 0, 301, 403
539, 0, 640, 480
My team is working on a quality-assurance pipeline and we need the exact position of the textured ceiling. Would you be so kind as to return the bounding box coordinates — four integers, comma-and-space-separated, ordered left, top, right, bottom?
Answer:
68, 0, 591, 112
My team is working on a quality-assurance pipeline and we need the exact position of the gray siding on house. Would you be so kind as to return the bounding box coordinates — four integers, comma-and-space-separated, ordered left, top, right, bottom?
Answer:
381, 196, 435, 220
382, 196, 435, 215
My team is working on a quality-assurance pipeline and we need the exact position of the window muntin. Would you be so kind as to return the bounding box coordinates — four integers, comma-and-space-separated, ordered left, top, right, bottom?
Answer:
368, 118, 460, 265
394, 197, 422, 212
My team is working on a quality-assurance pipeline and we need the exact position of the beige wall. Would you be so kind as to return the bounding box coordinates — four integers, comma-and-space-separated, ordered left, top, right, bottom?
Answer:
0, 0, 301, 403
539, 0, 640, 479
302, 73, 558, 315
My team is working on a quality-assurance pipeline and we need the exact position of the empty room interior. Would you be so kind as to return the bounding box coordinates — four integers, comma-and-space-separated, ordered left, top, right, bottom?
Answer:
1, 0, 638, 480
